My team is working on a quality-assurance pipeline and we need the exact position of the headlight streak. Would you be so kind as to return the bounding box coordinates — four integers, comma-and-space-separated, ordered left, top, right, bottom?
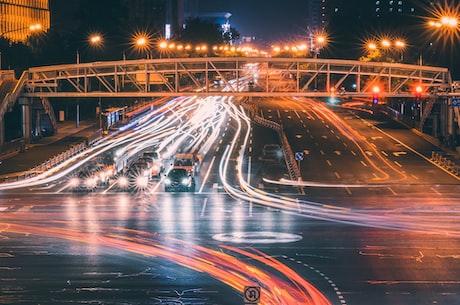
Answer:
0, 223, 332, 305
219, 101, 460, 237
0, 97, 193, 191
5, 94, 227, 194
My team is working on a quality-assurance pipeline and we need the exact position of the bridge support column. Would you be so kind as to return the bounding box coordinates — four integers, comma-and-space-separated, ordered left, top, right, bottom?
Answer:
18, 97, 32, 144
0, 113, 4, 145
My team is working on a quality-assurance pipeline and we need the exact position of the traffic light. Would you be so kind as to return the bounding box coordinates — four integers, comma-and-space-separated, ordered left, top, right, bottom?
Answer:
415, 85, 422, 100
372, 86, 380, 104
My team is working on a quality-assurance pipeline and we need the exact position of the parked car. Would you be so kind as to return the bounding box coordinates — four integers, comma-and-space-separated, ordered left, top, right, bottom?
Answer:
164, 168, 195, 192
262, 144, 283, 161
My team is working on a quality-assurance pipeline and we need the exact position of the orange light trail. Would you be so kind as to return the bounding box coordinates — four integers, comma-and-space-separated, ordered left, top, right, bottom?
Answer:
0, 223, 333, 305
293, 97, 408, 182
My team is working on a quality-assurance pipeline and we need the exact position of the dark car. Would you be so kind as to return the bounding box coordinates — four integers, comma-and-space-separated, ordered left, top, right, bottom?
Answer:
68, 169, 98, 192
262, 144, 283, 161
164, 168, 195, 192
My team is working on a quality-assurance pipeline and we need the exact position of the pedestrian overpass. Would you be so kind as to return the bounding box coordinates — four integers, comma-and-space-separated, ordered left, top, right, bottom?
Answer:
0, 57, 458, 146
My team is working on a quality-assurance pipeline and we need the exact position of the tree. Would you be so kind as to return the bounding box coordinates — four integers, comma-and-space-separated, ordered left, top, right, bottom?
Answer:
175, 18, 225, 45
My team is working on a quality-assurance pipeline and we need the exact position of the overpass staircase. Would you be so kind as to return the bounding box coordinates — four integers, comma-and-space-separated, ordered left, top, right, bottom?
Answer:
36, 97, 58, 135
0, 77, 19, 119
420, 96, 437, 131
0, 71, 58, 141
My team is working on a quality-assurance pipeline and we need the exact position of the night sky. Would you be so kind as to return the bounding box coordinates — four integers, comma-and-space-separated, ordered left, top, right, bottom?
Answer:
49, 0, 311, 43
200, 0, 311, 41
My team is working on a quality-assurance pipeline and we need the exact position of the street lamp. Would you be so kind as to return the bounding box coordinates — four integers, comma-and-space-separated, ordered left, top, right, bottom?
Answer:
133, 35, 152, 58
310, 33, 327, 58
364, 37, 406, 62
75, 34, 104, 128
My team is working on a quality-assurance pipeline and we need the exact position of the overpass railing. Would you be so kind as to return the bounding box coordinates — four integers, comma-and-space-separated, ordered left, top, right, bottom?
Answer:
22, 57, 451, 98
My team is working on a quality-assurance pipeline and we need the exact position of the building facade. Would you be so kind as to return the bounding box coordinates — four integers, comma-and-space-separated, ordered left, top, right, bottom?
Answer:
0, 0, 50, 42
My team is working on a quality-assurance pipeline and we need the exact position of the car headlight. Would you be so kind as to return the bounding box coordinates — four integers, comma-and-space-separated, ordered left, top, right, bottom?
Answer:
68, 177, 80, 187
136, 176, 149, 188
117, 176, 129, 187
164, 178, 172, 185
181, 177, 191, 185
85, 177, 97, 188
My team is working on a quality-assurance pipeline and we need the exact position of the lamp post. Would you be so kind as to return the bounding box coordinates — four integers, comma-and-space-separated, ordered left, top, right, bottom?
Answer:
75, 34, 103, 128
76, 50, 80, 128
427, 13, 459, 145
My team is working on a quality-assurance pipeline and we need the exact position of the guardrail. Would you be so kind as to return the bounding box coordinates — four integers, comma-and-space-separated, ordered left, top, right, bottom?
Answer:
0, 129, 102, 183
431, 151, 460, 176
252, 114, 300, 180
0, 142, 87, 183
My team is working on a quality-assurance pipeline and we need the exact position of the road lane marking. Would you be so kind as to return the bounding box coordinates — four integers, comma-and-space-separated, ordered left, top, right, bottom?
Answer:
345, 187, 352, 195
430, 187, 442, 195
198, 156, 216, 193
387, 187, 397, 195
200, 198, 208, 217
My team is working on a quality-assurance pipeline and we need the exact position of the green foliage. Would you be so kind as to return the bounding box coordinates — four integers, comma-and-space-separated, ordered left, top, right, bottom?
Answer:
175, 18, 223, 45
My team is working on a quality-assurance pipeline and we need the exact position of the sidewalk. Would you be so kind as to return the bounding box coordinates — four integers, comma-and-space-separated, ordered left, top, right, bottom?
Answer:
0, 120, 100, 176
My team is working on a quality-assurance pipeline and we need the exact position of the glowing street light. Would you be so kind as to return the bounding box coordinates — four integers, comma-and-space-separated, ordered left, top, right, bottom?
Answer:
368, 42, 377, 50
381, 39, 391, 48
441, 16, 458, 27
89, 34, 102, 45
136, 37, 147, 47
364, 36, 406, 62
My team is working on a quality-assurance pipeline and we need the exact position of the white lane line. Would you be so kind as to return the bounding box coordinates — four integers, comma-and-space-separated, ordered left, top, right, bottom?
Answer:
198, 156, 216, 193
387, 187, 397, 195
200, 198, 208, 217
430, 187, 442, 196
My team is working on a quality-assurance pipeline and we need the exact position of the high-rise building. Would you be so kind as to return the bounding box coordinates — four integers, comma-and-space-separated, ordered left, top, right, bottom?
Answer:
327, 0, 420, 21
306, 0, 327, 32
0, 0, 50, 42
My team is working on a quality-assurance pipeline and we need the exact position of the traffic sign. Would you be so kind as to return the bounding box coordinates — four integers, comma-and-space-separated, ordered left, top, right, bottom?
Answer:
452, 98, 460, 107
244, 286, 261, 304
295, 152, 304, 161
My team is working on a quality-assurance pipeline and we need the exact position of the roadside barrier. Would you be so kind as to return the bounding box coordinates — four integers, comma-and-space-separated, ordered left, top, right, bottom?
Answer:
253, 114, 300, 180
0, 141, 88, 183
431, 151, 460, 176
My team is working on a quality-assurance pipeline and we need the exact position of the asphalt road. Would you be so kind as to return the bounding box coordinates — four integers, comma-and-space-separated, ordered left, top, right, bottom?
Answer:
1, 97, 460, 305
